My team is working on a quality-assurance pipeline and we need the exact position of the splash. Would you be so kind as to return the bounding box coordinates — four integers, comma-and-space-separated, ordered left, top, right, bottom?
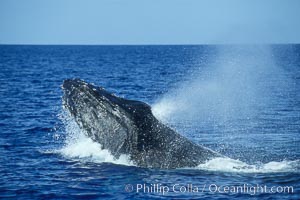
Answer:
195, 157, 299, 173
57, 111, 134, 166
152, 45, 289, 124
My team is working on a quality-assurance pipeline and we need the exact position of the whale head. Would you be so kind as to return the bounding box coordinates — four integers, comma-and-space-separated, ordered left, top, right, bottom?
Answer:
62, 79, 152, 157
62, 79, 221, 168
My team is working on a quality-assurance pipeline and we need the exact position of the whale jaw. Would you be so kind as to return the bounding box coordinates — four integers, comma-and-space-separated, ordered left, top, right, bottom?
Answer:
62, 79, 138, 157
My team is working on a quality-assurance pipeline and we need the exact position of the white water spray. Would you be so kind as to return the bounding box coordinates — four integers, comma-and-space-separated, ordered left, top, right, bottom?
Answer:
57, 111, 134, 166
153, 45, 288, 124
195, 157, 299, 173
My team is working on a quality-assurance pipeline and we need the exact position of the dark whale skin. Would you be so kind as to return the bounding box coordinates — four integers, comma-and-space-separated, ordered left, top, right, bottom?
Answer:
62, 79, 221, 169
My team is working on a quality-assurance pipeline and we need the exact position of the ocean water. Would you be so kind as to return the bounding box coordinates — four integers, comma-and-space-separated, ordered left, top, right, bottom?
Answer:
0, 45, 299, 199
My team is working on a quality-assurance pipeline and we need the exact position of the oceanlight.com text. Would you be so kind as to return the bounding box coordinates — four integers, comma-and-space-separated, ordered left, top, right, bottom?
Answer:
124, 183, 294, 196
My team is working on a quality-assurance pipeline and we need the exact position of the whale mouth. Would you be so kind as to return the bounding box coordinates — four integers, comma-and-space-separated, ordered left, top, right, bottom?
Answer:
62, 79, 134, 155
61, 78, 123, 132
62, 79, 95, 116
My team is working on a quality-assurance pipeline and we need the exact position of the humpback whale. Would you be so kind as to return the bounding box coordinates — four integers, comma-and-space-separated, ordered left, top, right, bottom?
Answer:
62, 79, 221, 169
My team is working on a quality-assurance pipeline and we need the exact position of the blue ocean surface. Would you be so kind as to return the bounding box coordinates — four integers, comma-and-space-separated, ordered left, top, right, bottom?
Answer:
0, 45, 299, 199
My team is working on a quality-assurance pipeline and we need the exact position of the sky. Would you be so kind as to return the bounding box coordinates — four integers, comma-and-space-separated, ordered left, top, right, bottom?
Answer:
0, 0, 299, 44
